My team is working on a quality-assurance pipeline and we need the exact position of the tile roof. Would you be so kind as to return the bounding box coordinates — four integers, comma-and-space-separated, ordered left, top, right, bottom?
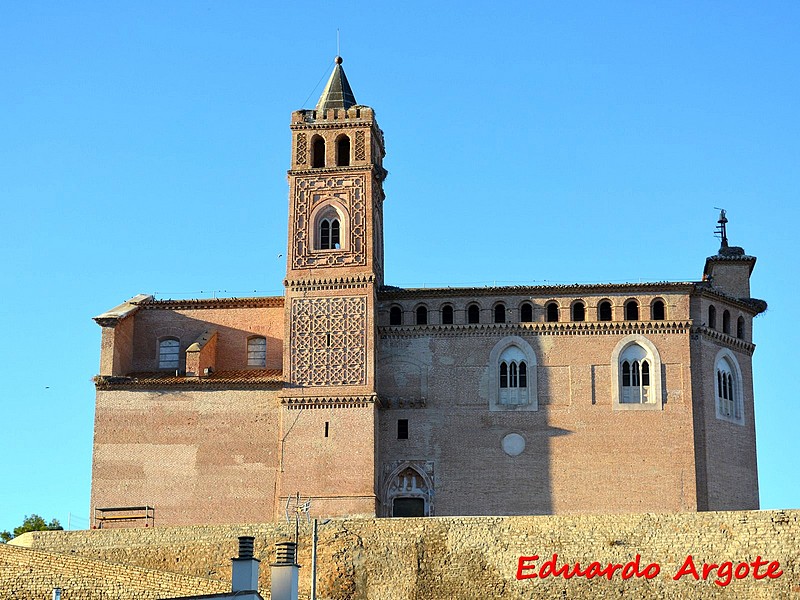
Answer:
94, 370, 283, 389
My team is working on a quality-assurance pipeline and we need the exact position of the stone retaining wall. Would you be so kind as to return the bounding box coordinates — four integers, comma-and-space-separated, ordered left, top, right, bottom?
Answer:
11, 510, 800, 599
0, 543, 227, 599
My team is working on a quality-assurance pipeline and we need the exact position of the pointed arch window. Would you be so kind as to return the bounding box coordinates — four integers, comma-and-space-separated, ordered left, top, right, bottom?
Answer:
715, 351, 743, 425
489, 336, 538, 412
441, 305, 454, 325
158, 338, 180, 370
520, 302, 533, 323
708, 305, 717, 329
498, 346, 529, 406
313, 203, 346, 251
311, 136, 325, 168
611, 335, 663, 411
319, 218, 341, 250
336, 135, 351, 166
722, 309, 731, 335
599, 300, 612, 322
619, 344, 650, 403
737, 316, 745, 340
386, 465, 433, 517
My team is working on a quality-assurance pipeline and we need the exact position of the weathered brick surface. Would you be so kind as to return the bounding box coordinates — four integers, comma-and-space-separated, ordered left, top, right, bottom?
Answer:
89, 66, 765, 527
91, 387, 283, 525
14, 510, 800, 599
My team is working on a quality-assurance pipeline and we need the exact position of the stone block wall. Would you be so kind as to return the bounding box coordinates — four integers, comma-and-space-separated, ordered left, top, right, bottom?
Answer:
0, 543, 227, 599
13, 510, 800, 599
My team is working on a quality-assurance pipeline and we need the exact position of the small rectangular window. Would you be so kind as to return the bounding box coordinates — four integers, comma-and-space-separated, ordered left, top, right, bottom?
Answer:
397, 419, 408, 440
324, 421, 329, 438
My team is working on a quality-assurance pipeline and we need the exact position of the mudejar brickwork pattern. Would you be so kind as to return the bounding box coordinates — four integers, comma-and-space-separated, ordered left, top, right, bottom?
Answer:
90, 57, 767, 527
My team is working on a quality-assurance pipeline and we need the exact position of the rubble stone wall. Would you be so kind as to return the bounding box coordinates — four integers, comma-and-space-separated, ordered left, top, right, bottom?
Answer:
12, 510, 800, 599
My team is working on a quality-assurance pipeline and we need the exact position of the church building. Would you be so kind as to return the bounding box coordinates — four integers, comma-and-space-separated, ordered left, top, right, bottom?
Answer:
90, 58, 766, 527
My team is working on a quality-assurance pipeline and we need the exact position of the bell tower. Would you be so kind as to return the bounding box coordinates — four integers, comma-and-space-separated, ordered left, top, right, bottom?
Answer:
278, 57, 386, 517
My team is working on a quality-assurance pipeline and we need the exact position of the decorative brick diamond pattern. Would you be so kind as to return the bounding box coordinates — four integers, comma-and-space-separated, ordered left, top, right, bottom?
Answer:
292, 175, 366, 269
354, 130, 366, 161
296, 133, 307, 165
291, 296, 367, 386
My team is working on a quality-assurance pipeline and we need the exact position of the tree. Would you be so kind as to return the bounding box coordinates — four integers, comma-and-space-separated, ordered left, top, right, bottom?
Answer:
1, 514, 63, 542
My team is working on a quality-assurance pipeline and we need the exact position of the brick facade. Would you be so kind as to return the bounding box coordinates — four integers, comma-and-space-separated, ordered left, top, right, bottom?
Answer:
89, 59, 766, 527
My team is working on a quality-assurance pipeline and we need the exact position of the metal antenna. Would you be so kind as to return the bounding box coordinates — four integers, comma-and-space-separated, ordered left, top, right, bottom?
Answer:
713, 207, 728, 248
285, 492, 311, 547
337, 29, 340, 57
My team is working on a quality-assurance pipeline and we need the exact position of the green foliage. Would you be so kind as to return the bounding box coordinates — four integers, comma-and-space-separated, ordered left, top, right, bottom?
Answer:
1, 514, 63, 542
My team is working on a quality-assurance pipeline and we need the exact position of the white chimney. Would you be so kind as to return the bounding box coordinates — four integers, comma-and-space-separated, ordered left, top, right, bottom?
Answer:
270, 541, 300, 600
231, 536, 260, 593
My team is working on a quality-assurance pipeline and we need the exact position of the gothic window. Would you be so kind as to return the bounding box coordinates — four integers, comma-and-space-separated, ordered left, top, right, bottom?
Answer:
498, 346, 529, 406
319, 218, 340, 249
467, 303, 480, 324
715, 351, 743, 425
494, 303, 506, 323
546, 302, 559, 322
311, 135, 325, 168
389, 306, 402, 326
651, 299, 666, 320
737, 316, 745, 340
624, 299, 639, 321
611, 335, 663, 410
572, 301, 585, 322
313, 204, 346, 251
336, 134, 351, 166
520, 302, 533, 323
247, 336, 267, 367
708, 305, 717, 329
416, 305, 428, 325
619, 344, 650, 404
489, 336, 538, 412
722, 309, 731, 335
441, 305, 454, 325
599, 300, 612, 322
158, 338, 180, 370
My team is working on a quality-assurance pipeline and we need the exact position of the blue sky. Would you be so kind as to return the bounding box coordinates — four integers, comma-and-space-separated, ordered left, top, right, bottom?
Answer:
1, 2, 798, 533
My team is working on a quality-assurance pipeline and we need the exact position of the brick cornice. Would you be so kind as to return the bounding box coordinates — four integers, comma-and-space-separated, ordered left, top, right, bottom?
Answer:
379, 282, 697, 301
281, 394, 380, 409
379, 320, 692, 339
137, 296, 284, 310
691, 326, 757, 355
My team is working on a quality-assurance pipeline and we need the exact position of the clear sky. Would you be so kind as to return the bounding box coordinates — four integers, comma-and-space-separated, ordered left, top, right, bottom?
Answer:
1, 2, 798, 534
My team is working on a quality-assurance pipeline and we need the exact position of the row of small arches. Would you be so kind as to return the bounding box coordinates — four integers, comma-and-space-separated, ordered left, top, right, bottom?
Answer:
311, 134, 351, 168
388, 299, 668, 326
707, 305, 746, 340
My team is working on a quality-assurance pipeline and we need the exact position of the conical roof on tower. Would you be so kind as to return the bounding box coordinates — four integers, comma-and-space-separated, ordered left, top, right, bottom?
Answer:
315, 56, 357, 111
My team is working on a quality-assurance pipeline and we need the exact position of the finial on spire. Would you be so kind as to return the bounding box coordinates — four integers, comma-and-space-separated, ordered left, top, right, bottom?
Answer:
714, 208, 729, 249
315, 56, 357, 111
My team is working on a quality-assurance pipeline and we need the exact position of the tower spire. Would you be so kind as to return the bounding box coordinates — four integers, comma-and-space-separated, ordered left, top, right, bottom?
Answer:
315, 56, 357, 111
